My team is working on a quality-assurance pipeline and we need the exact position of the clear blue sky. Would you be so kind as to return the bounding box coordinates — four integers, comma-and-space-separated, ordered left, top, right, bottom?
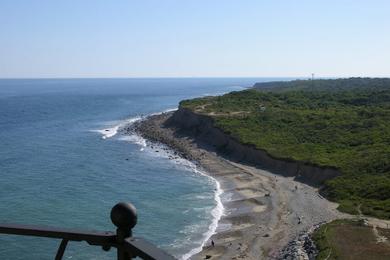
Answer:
0, 0, 389, 78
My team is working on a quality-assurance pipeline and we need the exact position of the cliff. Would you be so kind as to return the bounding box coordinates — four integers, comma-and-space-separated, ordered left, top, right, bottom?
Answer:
166, 107, 340, 186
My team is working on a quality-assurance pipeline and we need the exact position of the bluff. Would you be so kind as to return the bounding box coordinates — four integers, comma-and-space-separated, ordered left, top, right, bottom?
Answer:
163, 78, 390, 219
167, 107, 340, 186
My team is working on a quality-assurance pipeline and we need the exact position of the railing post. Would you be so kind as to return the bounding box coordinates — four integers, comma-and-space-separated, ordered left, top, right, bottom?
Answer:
55, 239, 68, 260
110, 202, 138, 260
0, 202, 175, 259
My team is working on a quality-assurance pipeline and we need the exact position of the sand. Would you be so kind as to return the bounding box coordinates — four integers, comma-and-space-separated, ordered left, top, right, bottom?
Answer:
126, 112, 348, 259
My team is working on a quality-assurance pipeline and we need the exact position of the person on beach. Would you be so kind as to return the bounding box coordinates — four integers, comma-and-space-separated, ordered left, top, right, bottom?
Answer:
211, 240, 215, 247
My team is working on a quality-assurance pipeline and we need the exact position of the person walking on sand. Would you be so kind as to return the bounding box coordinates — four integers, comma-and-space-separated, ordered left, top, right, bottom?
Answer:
211, 240, 215, 247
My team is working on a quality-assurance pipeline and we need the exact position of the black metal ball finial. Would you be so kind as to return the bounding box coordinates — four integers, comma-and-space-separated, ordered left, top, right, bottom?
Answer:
110, 202, 137, 230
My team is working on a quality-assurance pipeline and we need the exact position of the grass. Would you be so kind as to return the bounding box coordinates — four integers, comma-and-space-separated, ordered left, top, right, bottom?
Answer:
312, 219, 390, 260
180, 78, 390, 219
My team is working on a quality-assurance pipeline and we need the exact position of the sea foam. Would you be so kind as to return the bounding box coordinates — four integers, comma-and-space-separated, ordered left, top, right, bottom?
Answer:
180, 170, 224, 260
90, 116, 142, 139
94, 108, 224, 260
91, 107, 178, 140
124, 130, 224, 260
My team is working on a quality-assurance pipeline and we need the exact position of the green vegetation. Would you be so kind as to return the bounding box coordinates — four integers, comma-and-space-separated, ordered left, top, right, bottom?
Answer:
181, 78, 390, 219
312, 219, 390, 260
253, 77, 390, 92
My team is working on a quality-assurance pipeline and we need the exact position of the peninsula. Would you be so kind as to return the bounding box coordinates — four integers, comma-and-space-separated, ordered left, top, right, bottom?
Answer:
127, 78, 390, 259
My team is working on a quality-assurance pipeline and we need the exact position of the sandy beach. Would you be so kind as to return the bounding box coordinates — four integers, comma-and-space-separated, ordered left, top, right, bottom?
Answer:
126, 112, 347, 259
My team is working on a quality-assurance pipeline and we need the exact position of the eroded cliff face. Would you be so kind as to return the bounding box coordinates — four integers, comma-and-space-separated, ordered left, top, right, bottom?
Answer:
167, 107, 340, 186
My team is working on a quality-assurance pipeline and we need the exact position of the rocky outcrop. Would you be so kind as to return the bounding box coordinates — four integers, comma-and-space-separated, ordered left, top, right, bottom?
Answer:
278, 223, 323, 260
166, 107, 340, 186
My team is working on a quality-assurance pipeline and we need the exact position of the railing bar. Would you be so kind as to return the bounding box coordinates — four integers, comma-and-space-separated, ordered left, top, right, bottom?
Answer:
55, 239, 68, 260
0, 203, 176, 259
0, 224, 116, 243
124, 237, 176, 260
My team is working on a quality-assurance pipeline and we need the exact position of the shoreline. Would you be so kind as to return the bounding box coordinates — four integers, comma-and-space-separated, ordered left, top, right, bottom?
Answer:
117, 113, 225, 259
95, 110, 223, 259
126, 111, 347, 259
181, 170, 224, 260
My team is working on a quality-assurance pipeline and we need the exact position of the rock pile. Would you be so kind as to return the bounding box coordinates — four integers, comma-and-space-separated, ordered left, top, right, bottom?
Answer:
123, 113, 198, 163
278, 223, 324, 260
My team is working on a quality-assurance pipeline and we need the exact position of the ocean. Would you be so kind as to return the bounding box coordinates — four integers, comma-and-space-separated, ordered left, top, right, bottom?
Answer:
0, 78, 283, 259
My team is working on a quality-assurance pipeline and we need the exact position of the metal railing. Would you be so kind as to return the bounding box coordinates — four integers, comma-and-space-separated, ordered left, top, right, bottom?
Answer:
0, 202, 176, 260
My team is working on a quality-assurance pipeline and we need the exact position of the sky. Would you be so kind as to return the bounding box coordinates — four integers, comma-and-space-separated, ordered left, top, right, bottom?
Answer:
0, 0, 389, 78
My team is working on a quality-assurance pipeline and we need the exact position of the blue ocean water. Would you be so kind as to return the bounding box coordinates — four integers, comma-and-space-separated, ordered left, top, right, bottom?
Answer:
0, 78, 283, 259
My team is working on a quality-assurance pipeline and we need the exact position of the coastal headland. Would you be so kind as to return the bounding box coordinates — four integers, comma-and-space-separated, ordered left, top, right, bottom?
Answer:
126, 110, 346, 259
125, 78, 390, 259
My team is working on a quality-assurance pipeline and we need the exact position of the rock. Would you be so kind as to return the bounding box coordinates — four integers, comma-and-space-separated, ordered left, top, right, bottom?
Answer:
278, 225, 320, 260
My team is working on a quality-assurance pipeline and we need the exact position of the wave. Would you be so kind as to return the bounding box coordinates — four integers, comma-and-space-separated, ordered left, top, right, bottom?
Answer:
124, 131, 224, 260
180, 170, 224, 260
117, 135, 146, 147
93, 107, 224, 259
90, 116, 142, 139
90, 107, 177, 140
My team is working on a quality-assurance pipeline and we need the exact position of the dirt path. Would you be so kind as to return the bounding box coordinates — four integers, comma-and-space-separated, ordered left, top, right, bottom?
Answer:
358, 204, 390, 244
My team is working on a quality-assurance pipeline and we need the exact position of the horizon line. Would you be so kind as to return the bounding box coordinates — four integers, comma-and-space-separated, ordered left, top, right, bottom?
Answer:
1, 75, 388, 80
